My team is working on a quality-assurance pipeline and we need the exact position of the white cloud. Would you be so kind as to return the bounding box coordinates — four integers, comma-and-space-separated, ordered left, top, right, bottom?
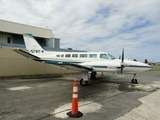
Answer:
0, 0, 160, 61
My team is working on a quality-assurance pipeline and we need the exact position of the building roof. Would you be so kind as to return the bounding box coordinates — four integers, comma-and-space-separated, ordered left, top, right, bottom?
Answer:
0, 19, 54, 39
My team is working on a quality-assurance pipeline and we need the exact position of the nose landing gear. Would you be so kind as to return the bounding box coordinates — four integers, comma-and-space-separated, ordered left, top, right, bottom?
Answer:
131, 73, 138, 84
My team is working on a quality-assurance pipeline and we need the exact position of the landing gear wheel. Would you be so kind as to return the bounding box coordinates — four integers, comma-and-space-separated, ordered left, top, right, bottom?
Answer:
131, 79, 138, 84
131, 79, 134, 83
80, 79, 88, 86
131, 73, 138, 84
135, 79, 138, 84
90, 72, 96, 80
90, 74, 96, 79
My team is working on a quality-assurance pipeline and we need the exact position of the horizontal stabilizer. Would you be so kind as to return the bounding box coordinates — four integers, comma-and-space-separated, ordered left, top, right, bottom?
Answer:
13, 48, 40, 60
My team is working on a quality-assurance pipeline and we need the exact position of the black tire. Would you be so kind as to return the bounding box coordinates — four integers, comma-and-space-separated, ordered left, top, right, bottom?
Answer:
131, 79, 138, 84
131, 79, 134, 83
90, 72, 96, 79
93, 72, 97, 75
80, 79, 88, 86
90, 74, 95, 79
135, 79, 138, 84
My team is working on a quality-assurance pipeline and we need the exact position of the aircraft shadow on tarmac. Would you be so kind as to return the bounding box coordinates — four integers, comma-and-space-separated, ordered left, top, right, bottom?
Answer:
76, 75, 157, 100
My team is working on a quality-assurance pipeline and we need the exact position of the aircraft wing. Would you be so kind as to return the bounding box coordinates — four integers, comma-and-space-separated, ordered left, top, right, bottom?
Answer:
13, 48, 40, 60
70, 63, 93, 71
44, 62, 93, 71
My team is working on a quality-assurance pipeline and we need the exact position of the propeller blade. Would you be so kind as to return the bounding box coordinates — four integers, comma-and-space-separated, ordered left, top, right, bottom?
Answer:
121, 48, 124, 74
121, 65, 124, 74
122, 48, 124, 63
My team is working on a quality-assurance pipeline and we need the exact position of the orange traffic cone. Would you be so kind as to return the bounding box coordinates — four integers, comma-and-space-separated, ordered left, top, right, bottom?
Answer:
67, 80, 83, 118
101, 72, 104, 76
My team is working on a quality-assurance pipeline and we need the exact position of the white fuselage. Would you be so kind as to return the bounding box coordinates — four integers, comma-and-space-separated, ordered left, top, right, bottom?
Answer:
37, 51, 151, 73
20, 33, 152, 74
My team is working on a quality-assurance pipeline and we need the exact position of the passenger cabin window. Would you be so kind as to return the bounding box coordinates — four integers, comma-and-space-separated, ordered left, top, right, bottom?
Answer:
89, 54, 97, 58
80, 54, 87, 58
108, 54, 116, 59
100, 54, 109, 59
65, 54, 71, 57
56, 55, 60, 57
61, 54, 64, 57
72, 54, 78, 58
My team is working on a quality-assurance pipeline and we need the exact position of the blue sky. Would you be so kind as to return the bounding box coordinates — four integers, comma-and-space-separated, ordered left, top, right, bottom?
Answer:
0, 0, 160, 62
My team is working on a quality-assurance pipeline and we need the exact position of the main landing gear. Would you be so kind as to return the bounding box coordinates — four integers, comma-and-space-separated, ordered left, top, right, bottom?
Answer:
90, 72, 96, 79
131, 73, 138, 84
80, 72, 97, 86
80, 79, 88, 86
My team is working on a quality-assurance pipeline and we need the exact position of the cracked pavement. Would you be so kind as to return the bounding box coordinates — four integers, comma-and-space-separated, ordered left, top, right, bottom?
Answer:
0, 71, 160, 120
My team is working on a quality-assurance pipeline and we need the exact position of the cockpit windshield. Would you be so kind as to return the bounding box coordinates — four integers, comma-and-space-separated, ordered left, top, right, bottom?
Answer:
108, 54, 116, 60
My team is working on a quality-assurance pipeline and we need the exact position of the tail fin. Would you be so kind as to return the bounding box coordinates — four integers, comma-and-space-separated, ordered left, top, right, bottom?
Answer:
23, 33, 46, 56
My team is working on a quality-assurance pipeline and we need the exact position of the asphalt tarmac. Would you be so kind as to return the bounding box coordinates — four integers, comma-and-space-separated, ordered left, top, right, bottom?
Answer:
0, 71, 160, 120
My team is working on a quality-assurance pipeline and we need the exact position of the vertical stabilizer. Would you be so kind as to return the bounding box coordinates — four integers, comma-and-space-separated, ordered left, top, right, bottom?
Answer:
23, 33, 46, 56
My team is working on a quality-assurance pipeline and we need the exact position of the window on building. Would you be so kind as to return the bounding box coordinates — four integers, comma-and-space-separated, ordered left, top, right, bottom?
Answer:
72, 54, 78, 58
80, 54, 87, 58
89, 54, 97, 58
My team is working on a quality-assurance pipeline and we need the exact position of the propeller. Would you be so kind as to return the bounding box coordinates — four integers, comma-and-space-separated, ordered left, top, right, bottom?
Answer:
121, 48, 124, 74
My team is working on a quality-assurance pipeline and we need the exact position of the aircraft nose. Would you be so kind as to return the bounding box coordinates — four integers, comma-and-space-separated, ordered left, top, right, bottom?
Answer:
145, 63, 152, 69
137, 61, 152, 71
124, 60, 152, 72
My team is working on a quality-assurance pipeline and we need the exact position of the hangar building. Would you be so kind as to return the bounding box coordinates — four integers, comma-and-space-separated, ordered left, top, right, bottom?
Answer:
0, 19, 78, 77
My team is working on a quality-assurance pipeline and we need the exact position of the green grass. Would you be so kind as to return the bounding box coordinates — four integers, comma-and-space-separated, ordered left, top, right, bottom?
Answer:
149, 65, 160, 71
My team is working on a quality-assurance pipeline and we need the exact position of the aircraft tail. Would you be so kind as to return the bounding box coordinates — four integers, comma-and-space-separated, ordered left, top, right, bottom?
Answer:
23, 33, 46, 56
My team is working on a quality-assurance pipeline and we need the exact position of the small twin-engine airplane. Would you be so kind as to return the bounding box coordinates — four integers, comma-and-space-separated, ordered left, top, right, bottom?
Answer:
13, 34, 152, 86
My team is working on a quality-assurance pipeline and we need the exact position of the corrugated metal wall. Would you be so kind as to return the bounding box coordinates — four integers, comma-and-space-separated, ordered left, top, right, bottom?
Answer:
0, 19, 54, 38
55, 38, 60, 48
0, 19, 61, 49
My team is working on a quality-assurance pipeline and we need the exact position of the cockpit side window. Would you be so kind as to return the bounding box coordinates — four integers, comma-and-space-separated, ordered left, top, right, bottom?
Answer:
100, 54, 109, 59
108, 54, 116, 59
